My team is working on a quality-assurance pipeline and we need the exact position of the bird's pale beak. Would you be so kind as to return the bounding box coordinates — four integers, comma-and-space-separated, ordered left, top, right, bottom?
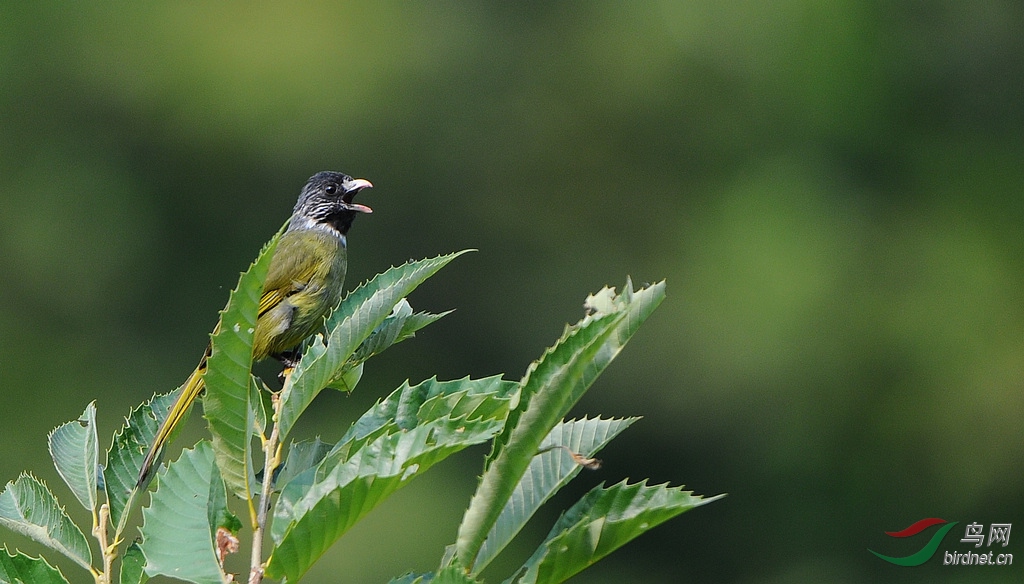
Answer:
344, 178, 373, 192
342, 178, 373, 213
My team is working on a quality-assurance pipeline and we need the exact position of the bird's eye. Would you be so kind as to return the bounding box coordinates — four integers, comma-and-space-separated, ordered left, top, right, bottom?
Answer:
325, 184, 337, 195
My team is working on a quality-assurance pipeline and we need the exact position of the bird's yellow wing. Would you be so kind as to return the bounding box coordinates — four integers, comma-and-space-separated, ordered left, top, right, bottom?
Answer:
258, 286, 288, 318
258, 231, 331, 317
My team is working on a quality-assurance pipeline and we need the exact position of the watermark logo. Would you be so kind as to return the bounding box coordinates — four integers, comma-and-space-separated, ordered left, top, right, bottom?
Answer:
870, 518, 1013, 567
870, 518, 959, 566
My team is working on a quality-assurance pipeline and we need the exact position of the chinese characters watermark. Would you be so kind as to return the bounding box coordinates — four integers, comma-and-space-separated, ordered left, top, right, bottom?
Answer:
961, 522, 1011, 548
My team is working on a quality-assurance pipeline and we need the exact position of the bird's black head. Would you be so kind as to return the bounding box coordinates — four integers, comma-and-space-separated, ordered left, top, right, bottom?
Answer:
292, 170, 373, 235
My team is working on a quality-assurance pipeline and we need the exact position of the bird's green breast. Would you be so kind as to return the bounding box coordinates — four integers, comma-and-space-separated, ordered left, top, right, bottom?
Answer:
252, 226, 348, 359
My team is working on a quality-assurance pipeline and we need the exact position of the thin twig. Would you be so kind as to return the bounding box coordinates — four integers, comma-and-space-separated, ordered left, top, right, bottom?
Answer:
249, 389, 285, 584
91, 503, 114, 584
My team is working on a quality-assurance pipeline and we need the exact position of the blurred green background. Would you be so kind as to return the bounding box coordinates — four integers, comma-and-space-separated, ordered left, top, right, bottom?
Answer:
1, 2, 1022, 582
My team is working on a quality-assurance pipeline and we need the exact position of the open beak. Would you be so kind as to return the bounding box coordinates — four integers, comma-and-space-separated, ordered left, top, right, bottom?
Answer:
342, 178, 373, 213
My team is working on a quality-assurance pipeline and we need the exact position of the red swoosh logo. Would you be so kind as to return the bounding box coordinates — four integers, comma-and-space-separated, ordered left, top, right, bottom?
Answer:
885, 517, 948, 538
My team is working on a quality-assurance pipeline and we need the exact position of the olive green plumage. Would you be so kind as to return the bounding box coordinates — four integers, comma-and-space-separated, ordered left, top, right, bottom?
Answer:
137, 171, 373, 486
254, 226, 350, 357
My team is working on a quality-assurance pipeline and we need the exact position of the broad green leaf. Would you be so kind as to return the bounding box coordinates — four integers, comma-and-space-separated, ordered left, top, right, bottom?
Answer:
207, 454, 243, 536
241, 377, 275, 499
250, 376, 270, 436
324, 361, 363, 393
509, 480, 722, 584
486, 280, 662, 469
277, 250, 473, 440
0, 545, 69, 584
472, 417, 637, 572
457, 280, 665, 570
140, 442, 229, 584
327, 375, 517, 466
119, 543, 147, 584
351, 298, 415, 362
47, 401, 98, 513
204, 231, 280, 499
266, 376, 516, 582
394, 309, 451, 344
0, 474, 91, 570
267, 419, 496, 581
349, 298, 452, 365
104, 389, 179, 536
275, 437, 333, 490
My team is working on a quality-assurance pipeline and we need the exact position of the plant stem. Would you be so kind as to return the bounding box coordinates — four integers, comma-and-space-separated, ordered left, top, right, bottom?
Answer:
249, 390, 284, 584
92, 503, 113, 584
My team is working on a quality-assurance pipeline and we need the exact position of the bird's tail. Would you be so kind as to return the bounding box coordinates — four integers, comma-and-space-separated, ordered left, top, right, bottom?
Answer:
137, 360, 207, 487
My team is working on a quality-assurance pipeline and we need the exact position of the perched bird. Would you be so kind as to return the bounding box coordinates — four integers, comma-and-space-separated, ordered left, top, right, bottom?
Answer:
137, 171, 373, 486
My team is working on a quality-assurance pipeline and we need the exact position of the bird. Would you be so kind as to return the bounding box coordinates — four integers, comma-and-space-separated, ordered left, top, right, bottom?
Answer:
137, 171, 373, 486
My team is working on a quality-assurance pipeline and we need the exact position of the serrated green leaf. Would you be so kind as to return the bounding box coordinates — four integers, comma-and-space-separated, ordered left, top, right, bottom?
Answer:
314, 375, 518, 482
140, 442, 228, 584
0, 474, 91, 570
204, 231, 280, 499
119, 543, 147, 584
457, 280, 665, 570
250, 377, 270, 436
208, 455, 242, 536
265, 375, 515, 582
397, 309, 451, 341
349, 298, 452, 365
472, 417, 638, 572
277, 250, 473, 440
47, 401, 98, 513
275, 438, 333, 490
104, 390, 179, 536
509, 480, 722, 584
268, 473, 406, 581
324, 361, 363, 393
267, 420, 494, 581
349, 298, 414, 362
0, 545, 69, 584
239, 377, 274, 500
487, 280, 662, 469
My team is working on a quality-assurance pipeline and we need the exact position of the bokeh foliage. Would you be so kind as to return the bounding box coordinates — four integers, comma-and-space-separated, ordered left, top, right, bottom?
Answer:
1, 2, 1022, 582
